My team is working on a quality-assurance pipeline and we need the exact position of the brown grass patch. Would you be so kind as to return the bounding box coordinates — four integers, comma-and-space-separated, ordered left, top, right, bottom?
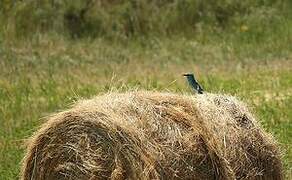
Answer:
21, 91, 283, 179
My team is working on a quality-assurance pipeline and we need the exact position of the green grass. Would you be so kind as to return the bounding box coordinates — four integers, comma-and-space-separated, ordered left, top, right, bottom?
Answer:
0, 35, 291, 179
0, 1, 292, 179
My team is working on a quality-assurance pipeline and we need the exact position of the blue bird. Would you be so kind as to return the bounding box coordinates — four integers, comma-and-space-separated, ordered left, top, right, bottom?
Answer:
183, 73, 204, 94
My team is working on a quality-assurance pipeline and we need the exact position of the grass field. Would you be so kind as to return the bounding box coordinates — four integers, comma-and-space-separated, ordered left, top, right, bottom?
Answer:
0, 0, 291, 179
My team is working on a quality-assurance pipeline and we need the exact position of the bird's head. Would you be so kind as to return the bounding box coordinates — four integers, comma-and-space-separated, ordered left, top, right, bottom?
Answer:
183, 73, 194, 77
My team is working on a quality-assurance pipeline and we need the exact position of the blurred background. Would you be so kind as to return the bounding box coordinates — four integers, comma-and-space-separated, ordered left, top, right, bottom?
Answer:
0, 0, 291, 179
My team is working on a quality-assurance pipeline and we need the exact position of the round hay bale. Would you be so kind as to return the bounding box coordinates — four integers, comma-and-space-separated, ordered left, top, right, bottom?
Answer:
21, 91, 283, 180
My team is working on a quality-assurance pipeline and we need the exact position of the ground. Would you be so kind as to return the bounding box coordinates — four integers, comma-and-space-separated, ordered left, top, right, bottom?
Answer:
0, 35, 291, 179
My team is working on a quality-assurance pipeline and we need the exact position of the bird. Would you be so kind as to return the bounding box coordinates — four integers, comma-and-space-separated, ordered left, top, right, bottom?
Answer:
183, 73, 204, 94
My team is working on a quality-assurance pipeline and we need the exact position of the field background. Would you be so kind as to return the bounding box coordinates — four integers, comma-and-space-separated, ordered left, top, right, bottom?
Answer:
0, 0, 291, 179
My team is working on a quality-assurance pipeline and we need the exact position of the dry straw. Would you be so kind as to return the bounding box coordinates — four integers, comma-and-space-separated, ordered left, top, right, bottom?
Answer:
21, 91, 283, 180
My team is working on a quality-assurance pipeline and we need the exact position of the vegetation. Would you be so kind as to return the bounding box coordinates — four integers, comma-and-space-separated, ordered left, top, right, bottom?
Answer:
0, 0, 291, 179
1, 0, 291, 39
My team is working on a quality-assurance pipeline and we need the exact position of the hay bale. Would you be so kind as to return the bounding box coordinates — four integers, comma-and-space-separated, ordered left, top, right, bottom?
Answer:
21, 91, 283, 180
